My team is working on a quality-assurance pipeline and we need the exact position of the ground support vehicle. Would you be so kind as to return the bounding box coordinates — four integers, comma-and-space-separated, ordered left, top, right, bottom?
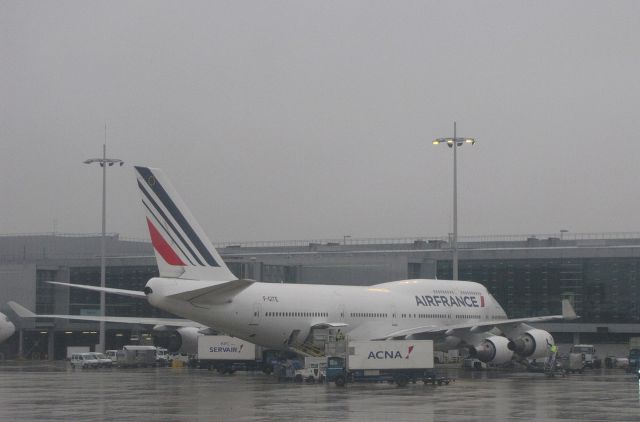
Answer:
326, 356, 446, 387
626, 338, 640, 374
627, 350, 640, 375
195, 336, 261, 374
155, 348, 171, 367
70, 353, 100, 369
259, 350, 287, 375
115, 345, 157, 368
274, 359, 303, 381
565, 352, 583, 374
570, 344, 601, 369
325, 340, 448, 387
294, 357, 327, 383
105, 350, 118, 363
91, 353, 113, 368
521, 356, 565, 377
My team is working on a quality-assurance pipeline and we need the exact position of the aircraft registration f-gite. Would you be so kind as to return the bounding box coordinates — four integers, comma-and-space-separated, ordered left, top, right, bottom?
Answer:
9, 166, 577, 364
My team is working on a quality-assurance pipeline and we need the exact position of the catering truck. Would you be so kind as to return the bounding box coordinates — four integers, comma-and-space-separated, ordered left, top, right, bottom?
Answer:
325, 340, 448, 387
195, 335, 260, 374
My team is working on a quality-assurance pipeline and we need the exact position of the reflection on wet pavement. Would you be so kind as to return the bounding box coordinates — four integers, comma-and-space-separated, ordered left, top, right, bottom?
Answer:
0, 361, 638, 421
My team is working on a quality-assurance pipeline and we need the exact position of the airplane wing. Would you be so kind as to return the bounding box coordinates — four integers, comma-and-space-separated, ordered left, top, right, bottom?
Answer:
7, 301, 204, 328
376, 299, 578, 340
45, 281, 146, 298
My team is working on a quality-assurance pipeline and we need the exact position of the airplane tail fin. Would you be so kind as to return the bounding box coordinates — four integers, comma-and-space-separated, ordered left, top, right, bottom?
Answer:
562, 299, 578, 320
134, 166, 237, 282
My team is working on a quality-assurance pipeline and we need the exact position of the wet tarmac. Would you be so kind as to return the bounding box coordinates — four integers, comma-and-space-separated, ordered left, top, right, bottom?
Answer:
0, 361, 639, 421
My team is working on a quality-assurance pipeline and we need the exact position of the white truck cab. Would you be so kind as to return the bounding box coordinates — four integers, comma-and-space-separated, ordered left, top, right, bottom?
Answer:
105, 350, 118, 362
294, 356, 327, 383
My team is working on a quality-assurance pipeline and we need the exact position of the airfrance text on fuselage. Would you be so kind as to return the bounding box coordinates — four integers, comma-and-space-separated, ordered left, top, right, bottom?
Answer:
415, 295, 484, 307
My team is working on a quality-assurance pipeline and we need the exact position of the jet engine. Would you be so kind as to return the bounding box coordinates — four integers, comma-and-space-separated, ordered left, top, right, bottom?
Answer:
469, 335, 513, 364
153, 326, 201, 354
507, 328, 554, 359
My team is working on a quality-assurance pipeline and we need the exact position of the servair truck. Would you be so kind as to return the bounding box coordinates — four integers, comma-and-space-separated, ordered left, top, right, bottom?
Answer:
326, 340, 448, 387
195, 336, 260, 374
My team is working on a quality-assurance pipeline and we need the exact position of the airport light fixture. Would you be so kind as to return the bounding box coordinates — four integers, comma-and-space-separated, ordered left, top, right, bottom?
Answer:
433, 122, 476, 281
84, 143, 124, 353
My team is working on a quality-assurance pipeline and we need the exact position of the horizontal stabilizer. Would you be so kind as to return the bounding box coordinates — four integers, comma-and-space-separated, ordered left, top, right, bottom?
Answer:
7, 301, 202, 328
8, 301, 35, 318
168, 279, 254, 305
45, 281, 146, 298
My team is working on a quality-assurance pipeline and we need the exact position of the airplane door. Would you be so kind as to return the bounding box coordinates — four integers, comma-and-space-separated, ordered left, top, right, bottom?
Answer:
338, 304, 346, 321
391, 305, 398, 327
250, 303, 261, 326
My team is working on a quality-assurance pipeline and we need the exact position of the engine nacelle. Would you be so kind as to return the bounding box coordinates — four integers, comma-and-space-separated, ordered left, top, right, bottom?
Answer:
153, 326, 201, 354
469, 335, 513, 364
507, 329, 554, 359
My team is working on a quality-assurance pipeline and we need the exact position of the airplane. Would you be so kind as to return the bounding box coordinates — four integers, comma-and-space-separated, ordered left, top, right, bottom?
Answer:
9, 166, 578, 365
0, 312, 16, 344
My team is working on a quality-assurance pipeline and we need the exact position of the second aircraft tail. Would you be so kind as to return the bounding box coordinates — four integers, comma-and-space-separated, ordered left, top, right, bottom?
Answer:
134, 166, 236, 282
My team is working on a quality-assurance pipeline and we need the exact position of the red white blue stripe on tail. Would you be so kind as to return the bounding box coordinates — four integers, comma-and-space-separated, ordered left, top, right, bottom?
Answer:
135, 166, 236, 282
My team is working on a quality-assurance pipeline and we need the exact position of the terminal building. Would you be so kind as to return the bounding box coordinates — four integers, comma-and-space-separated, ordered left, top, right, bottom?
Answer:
1, 232, 640, 359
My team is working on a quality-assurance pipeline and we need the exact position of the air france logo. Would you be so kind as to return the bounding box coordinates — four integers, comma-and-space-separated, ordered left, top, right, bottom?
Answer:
368, 345, 415, 360
415, 294, 485, 308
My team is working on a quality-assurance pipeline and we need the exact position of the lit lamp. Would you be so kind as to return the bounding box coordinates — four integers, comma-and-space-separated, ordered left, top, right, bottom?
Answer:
432, 122, 476, 280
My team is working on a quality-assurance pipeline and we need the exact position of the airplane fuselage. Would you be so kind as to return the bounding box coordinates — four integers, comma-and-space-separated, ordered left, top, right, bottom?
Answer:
146, 278, 508, 350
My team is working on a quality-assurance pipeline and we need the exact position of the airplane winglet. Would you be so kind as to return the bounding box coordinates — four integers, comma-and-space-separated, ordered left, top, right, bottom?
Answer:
562, 299, 578, 320
8, 301, 36, 318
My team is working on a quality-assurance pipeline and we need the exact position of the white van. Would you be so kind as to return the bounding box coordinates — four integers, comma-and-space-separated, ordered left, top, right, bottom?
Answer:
70, 353, 99, 369
91, 352, 113, 368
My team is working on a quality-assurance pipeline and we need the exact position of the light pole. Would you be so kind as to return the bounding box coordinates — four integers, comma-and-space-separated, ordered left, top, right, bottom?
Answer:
433, 122, 476, 280
84, 144, 123, 353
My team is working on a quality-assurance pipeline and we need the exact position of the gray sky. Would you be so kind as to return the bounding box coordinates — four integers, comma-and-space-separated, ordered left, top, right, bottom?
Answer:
2, 1, 640, 243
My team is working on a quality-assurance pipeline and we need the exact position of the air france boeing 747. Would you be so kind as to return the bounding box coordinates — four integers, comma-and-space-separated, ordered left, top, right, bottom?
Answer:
10, 167, 577, 364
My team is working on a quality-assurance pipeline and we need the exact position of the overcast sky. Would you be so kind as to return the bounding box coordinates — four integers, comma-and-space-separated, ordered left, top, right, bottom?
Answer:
2, 1, 640, 243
